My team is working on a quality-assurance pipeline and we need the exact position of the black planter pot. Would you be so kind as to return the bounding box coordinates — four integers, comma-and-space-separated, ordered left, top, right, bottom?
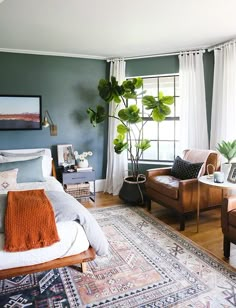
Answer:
119, 175, 146, 205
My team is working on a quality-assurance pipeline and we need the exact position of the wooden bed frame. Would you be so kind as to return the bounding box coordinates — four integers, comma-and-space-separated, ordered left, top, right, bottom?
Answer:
0, 160, 96, 280
0, 247, 96, 280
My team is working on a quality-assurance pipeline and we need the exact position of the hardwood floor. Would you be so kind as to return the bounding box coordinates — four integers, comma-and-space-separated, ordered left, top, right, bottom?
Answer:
81, 192, 236, 269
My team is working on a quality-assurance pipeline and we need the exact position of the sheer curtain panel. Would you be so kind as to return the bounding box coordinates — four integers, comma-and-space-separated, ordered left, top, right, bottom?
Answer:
103, 59, 128, 195
210, 41, 236, 149
178, 51, 209, 152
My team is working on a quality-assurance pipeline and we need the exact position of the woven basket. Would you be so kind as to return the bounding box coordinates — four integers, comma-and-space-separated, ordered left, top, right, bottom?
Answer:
64, 182, 90, 198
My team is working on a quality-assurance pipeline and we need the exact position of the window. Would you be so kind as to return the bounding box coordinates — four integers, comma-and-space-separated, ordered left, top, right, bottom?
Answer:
127, 75, 180, 162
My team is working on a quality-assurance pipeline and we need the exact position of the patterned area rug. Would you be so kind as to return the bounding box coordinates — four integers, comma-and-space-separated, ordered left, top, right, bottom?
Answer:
0, 205, 236, 307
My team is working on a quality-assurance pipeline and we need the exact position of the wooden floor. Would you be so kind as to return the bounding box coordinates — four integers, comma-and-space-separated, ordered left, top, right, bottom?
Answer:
81, 192, 236, 269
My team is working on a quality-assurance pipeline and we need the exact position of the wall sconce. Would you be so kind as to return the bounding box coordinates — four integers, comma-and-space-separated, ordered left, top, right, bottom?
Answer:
42, 110, 57, 136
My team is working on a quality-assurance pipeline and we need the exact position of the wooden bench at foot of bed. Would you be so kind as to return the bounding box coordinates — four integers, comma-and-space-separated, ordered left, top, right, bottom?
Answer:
0, 247, 96, 280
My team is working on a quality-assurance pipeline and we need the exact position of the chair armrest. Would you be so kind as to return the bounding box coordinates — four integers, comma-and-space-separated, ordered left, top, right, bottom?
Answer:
179, 178, 198, 190
221, 196, 236, 232
146, 167, 172, 177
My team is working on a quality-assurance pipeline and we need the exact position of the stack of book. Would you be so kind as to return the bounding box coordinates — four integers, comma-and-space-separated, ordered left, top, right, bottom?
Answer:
76, 166, 93, 172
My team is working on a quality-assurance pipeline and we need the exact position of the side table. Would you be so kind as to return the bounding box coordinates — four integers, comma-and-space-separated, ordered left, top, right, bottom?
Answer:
62, 169, 95, 202
197, 175, 236, 232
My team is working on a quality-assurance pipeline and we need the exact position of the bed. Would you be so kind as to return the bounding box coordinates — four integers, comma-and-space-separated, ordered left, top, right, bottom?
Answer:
0, 148, 108, 280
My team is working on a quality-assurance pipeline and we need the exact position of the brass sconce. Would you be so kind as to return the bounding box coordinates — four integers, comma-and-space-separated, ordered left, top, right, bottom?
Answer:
42, 110, 57, 136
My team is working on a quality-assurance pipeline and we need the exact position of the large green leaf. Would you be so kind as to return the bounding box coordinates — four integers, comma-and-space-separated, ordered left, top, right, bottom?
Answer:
117, 124, 129, 134
142, 96, 157, 109
118, 105, 141, 123
98, 77, 124, 103
160, 96, 174, 105
136, 139, 151, 151
133, 77, 143, 89
159, 103, 171, 116
113, 134, 128, 154
152, 108, 166, 121
86, 105, 106, 127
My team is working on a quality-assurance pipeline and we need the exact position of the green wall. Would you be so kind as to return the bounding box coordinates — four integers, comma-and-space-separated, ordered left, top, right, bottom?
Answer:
126, 55, 179, 77
0, 52, 107, 179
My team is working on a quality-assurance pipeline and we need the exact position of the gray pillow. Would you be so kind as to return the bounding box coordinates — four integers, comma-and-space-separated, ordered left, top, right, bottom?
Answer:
0, 156, 45, 183
0, 150, 45, 157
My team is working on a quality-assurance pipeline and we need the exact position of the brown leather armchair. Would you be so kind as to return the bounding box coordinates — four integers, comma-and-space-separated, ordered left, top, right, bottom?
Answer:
221, 196, 236, 258
145, 149, 223, 230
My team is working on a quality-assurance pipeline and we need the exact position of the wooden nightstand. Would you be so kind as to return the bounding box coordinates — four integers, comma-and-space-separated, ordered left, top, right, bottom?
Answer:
62, 169, 95, 202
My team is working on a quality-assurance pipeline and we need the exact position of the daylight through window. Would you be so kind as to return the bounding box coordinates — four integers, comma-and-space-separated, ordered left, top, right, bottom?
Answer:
127, 75, 180, 162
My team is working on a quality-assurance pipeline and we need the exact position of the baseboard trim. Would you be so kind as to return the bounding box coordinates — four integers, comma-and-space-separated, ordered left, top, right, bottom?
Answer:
90, 179, 106, 192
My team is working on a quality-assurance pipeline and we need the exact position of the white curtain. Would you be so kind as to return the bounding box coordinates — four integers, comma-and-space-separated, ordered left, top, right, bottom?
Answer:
103, 59, 128, 195
178, 51, 209, 152
210, 41, 236, 149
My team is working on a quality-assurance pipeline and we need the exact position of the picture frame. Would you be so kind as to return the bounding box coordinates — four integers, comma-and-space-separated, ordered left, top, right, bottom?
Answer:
227, 163, 236, 183
0, 95, 42, 130
57, 144, 75, 166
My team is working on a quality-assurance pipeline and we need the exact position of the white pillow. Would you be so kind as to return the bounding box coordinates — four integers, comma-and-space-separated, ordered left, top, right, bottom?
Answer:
0, 168, 18, 191
0, 154, 52, 177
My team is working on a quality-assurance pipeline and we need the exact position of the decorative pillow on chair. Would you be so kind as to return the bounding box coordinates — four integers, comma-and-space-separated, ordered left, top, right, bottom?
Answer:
171, 156, 203, 180
0, 168, 18, 191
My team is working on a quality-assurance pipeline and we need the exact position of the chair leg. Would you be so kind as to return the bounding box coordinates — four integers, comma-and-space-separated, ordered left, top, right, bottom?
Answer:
223, 236, 230, 259
146, 198, 152, 211
179, 215, 185, 231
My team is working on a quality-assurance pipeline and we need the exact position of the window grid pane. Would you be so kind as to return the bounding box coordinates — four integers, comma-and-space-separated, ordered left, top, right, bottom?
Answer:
127, 74, 179, 162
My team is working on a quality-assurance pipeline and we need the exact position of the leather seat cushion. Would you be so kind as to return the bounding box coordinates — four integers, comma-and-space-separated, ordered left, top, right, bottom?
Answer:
146, 175, 180, 200
228, 209, 236, 226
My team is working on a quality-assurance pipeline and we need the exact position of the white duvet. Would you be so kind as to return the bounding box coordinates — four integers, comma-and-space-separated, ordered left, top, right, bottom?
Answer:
0, 177, 90, 271
0, 221, 89, 270
0, 176, 64, 194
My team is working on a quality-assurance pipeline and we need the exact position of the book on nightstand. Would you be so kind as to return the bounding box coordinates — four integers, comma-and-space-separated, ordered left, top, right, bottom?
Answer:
76, 166, 93, 172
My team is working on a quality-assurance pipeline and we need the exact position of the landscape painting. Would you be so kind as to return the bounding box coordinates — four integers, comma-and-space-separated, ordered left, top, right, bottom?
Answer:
0, 95, 42, 130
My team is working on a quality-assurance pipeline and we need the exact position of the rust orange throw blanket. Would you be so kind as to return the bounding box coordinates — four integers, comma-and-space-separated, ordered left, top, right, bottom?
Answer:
4, 189, 60, 252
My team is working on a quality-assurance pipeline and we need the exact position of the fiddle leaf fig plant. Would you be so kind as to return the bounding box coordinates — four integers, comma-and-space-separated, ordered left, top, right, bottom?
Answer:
216, 140, 236, 163
87, 76, 174, 179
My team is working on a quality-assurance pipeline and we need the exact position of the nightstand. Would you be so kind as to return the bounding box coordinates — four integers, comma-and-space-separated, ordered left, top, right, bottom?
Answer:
62, 169, 95, 202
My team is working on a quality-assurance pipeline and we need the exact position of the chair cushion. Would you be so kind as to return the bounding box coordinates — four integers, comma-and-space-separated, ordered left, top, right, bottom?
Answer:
171, 156, 203, 180
146, 175, 180, 200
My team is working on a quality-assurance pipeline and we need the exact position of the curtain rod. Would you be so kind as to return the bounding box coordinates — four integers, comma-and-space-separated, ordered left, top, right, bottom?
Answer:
107, 49, 205, 62
208, 39, 236, 52
124, 51, 180, 60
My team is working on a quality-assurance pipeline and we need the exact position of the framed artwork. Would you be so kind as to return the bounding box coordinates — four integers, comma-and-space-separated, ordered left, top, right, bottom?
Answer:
57, 144, 75, 166
0, 95, 42, 130
227, 163, 236, 183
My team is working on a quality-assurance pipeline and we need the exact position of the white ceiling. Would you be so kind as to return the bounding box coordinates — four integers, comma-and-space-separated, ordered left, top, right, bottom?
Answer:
0, 0, 235, 59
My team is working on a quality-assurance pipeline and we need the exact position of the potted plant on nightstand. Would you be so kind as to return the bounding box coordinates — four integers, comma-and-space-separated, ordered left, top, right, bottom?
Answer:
87, 76, 174, 204
216, 140, 236, 180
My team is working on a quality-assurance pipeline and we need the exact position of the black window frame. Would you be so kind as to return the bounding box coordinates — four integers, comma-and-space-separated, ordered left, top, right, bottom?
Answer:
127, 74, 180, 163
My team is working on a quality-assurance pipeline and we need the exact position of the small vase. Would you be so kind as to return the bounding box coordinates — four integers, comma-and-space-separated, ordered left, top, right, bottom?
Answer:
78, 159, 89, 168
221, 163, 232, 181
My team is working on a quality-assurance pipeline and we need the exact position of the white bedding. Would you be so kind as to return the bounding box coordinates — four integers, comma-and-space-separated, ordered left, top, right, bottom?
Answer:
0, 176, 64, 194
0, 176, 90, 271
0, 221, 89, 270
